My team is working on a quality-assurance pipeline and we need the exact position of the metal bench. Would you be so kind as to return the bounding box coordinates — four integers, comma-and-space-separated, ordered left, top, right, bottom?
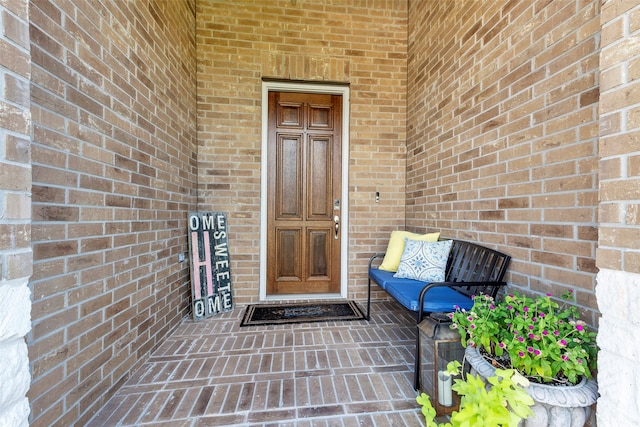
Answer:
366, 238, 511, 389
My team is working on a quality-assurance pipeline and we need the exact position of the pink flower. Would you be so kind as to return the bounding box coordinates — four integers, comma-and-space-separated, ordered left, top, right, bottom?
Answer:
533, 349, 541, 356
542, 330, 549, 336
562, 355, 569, 361
559, 339, 567, 347
518, 351, 525, 357
576, 324, 584, 331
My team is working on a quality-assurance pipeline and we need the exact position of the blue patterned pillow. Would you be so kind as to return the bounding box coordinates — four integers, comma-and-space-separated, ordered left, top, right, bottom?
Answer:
393, 239, 453, 282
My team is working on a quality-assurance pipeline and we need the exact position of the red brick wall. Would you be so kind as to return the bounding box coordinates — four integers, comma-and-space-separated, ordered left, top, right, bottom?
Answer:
596, 2, 640, 425
598, 1, 640, 272
28, 1, 197, 425
19, 1, 638, 424
407, 0, 601, 324
196, 0, 408, 303
0, 0, 32, 423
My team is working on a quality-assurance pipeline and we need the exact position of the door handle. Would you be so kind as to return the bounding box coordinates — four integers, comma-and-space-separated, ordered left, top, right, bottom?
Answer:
334, 215, 340, 240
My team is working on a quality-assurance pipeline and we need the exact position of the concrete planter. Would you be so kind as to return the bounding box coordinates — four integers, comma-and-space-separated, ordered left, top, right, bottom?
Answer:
465, 346, 598, 427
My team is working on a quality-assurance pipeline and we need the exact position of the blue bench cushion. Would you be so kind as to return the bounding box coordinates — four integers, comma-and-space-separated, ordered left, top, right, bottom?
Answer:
369, 268, 474, 313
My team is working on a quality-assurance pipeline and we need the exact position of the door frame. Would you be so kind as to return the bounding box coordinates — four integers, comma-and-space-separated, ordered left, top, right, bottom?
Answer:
260, 80, 350, 301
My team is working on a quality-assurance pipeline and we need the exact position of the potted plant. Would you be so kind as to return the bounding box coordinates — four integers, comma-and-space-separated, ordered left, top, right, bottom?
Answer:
417, 360, 535, 427
448, 291, 598, 427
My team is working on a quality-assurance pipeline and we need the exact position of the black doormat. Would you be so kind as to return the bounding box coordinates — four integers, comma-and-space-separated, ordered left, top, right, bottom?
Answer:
240, 301, 366, 327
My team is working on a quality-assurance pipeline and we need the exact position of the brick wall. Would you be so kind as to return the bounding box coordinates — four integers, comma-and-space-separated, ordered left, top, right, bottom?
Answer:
0, 0, 32, 425
597, 0, 640, 272
28, 1, 197, 426
406, 0, 601, 325
196, 0, 408, 303
595, 1, 640, 425
14, 1, 640, 425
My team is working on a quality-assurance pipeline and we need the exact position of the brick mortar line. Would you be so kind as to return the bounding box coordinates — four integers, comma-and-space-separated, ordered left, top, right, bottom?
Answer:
148, 342, 415, 358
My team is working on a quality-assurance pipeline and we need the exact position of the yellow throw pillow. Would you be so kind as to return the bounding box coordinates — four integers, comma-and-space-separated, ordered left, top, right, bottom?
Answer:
378, 231, 440, 272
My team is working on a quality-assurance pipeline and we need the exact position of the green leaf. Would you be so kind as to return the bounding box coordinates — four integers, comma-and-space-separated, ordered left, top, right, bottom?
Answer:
446, 360, 462, 376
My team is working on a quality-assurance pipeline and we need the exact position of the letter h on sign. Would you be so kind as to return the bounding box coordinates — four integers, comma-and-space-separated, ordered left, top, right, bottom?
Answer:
190, 230, 213, 300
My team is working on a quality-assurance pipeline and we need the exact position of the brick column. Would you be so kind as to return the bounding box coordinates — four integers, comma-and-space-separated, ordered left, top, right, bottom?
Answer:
596, 1, 640, 426
0, 0, 32, 425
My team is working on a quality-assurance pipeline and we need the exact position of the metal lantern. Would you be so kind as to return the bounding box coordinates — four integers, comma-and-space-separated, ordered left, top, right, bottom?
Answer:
418, 313, 465, 416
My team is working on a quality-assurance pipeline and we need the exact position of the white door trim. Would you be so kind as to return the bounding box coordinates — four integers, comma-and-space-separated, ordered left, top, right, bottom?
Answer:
260, 81, 350, 301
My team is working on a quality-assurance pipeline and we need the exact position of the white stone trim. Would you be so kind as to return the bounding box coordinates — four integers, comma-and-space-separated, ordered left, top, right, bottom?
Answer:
595, 268, 640, 426
259, 81, 350, 301
0, 280, 31, 427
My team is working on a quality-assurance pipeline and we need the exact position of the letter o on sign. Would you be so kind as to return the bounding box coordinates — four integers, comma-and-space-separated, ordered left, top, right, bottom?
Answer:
189, 215, 200, 231
194, 300, 205, 317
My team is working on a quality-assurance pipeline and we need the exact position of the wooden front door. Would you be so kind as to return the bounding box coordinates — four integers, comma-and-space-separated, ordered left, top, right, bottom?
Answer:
266, 91, 342, 295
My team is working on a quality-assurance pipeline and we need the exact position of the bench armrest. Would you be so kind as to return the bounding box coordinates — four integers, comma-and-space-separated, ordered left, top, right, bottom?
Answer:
368, 253, 385, 269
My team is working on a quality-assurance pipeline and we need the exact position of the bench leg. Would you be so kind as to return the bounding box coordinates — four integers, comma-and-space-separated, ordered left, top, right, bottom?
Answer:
366, 277, 371, 321
414, 315, 421, 390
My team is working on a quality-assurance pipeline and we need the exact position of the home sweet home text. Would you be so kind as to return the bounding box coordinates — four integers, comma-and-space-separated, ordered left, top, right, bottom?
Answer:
188, 212, 233, 321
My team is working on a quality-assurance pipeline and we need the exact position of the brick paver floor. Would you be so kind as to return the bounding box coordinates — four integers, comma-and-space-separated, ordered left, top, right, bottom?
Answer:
89, 301, 425, 426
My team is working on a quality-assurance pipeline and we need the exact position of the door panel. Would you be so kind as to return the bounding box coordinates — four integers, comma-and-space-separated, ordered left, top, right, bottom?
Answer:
308, 104, 332, 129
308, 228, 330, 279
308, 136, 331, 219
276, 228, 301, 280
276, 135, 302, 218
267, 91, 342, 296
278, 102, 303, 128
